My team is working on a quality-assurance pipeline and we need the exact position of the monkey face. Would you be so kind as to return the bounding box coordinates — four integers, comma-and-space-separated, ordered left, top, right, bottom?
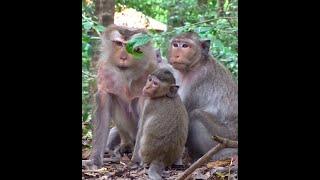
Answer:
107, 30, 146, 69
110, 40, 142, 69
168, 39, 199, 71
143, 75, 160, 97
142, 75, 170, 98
142, 73, 179, 99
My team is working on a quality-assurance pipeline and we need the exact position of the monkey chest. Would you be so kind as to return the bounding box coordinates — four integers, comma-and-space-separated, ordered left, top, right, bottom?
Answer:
98, 71, 143, 103
178, 82, 204, 111
111, 96, 138, 124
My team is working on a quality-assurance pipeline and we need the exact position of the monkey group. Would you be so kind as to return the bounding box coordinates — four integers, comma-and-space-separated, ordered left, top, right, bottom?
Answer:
83, 24, 238, 179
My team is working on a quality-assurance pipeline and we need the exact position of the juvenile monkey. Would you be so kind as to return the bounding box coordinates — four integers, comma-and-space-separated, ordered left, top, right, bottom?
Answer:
131, 68, 189, 180
84, 24, 158, 169
168, 32, 238, 161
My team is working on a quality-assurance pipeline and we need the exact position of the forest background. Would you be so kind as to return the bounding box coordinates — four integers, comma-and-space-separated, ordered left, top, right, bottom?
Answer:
82, 0, 238, 152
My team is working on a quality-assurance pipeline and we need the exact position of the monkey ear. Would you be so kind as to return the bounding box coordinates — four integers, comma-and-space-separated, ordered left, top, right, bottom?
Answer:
167, 85, 179, 98
201, 40, 211, 54
156, 49, 162, 63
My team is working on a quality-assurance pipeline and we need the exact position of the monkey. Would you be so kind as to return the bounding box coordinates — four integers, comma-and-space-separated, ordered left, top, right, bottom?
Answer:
131, 68, 189, 180
167, 32, 238, 161
83, 24, 158, 169
103, 49, 178, 155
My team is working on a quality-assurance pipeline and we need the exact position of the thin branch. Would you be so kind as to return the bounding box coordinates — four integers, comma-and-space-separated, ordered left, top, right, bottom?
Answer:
176, 144, 225, 180
176, 135, 238, 180
213, 135, 238, 148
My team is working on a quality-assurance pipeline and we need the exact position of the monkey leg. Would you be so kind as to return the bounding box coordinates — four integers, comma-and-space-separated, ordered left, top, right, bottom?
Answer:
131, 124, 143, 164
105, 126, 121, 152
171, 147, 185, 170
111, 98, 138, 155
102, 126, 121, 162
131, 141, 142, 164
87, 92, 112, 169
117, 132, 134, 155
187, 109, 237, 161
148, 161, 164, 180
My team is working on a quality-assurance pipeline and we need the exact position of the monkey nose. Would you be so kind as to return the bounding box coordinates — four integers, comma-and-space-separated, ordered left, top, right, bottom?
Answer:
120, 55, 127, 60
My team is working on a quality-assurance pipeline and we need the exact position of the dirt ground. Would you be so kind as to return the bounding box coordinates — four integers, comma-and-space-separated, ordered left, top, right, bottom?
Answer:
82, 148, 238, 180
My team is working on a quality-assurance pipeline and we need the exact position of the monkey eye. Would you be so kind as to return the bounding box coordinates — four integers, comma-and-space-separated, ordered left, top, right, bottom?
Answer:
173, 43, 178, 47
113, 41, 123, 47
182, 43, 189, 48
153, 81, 158, 86
148, 77, 152, 81
134, 47, 143, 54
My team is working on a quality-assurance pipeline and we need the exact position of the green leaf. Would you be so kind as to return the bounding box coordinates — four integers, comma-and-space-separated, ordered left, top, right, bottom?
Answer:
83, 21, 93, 30
196, 26, 211, 34
125, 33, 152, 59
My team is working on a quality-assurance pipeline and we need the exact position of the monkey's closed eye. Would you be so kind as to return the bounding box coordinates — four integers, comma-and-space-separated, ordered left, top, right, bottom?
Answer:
113, 41, 123, 47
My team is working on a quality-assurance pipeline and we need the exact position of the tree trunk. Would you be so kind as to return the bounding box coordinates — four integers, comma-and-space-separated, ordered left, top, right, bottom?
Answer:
217, 0, 225, 17
91, 0, 115, 67
95, 0, 115, 27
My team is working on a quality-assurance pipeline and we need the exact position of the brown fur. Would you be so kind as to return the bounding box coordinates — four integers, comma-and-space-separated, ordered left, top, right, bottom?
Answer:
131, 68, 188, 179
168, 32, 238, 161
86, 24, 158, 169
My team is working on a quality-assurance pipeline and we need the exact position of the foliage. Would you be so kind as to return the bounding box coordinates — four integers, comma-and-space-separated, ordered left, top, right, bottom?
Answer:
82, 2, 105, 140
117, 0, 238, 79
125, 33, 152, 59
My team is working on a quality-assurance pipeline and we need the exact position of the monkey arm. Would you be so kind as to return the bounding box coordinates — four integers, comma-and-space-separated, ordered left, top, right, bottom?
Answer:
89, 92, 112, 168
190, 109, 231, 139
131, 116, 144, 164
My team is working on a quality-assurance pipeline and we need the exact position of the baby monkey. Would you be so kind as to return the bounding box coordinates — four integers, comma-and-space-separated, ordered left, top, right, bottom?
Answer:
131, 68, 189, 180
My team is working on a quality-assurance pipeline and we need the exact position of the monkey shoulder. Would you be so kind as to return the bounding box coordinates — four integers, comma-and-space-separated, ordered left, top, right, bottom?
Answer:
142, 97, 186, 124
142, 98, 175, 114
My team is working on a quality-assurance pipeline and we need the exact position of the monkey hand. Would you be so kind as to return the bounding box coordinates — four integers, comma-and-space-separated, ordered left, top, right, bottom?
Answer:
119, 144, 132, 155
82, 158, 103, 170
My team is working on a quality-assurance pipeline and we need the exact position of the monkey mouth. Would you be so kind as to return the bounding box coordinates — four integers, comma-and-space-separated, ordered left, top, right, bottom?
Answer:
142, 90, 150, 97
117, 63, 130, 70
118, 66, 129, 70
171, 62, 186, 70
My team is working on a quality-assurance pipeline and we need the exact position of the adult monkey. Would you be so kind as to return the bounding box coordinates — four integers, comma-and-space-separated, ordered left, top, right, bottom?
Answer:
168, 32, 238, 161
84, 24, 158, 169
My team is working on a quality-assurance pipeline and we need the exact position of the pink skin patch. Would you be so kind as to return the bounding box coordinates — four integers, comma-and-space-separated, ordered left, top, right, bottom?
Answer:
97, 62, 151, 103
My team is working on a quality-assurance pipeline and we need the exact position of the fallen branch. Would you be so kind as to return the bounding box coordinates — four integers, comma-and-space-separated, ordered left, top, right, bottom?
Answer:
176, 135, 238, 180
213, 136, 238, 148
